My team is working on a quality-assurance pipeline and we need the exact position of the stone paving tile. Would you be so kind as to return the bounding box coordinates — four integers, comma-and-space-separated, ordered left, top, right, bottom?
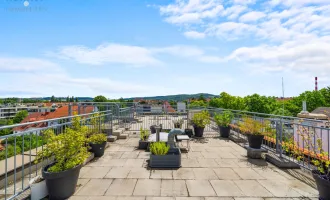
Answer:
128, 168, 150, 179
147, 197, 174, 200
213, 168, 241, 180
181, 159, 201, 168
105, 179, 137, 196
232, 168, 266, 180
176, 197, 204, 200
277, 179, 318, 197
124, 159, 145, 168
217, 152, 237, 159
100, 158, 127, 167
75, 179, 91, 194
191, 146, 206, 152
106, 145, 121, 152
186, 180, 217, 196
161, 180, 188, 197
121, 152, 140, 159
173, 168, 195, 180
150, 170, 173, 179
117, 197, 146, 200
69, 196, 90, 200
76, 179, 113, 196
234, 198, 264, 200
234, 180, 273, 197
118, 146, 136, 152
201, 152, 221, 159
210, 180, 244, 197
258, 180, 302, 197
80, 166, 111, 179
133, 179, 161, 196
188, 152, 203, 159
79, 167, 92, 178
193, 168, 218, 180
205, 197, 234, 200
197, 159, 219, 167
138, 152, 151, 159
104, 151, 124, 158
105, 167, 131, 178
253, 168, 288, 180
215, 159, 239, 168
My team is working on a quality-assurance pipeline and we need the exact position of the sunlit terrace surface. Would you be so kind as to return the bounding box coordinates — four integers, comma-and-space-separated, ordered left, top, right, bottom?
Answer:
70, 132, 318, 200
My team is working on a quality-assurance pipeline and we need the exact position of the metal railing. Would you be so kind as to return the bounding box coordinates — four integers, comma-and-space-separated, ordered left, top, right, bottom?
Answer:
0, 110, 113, 200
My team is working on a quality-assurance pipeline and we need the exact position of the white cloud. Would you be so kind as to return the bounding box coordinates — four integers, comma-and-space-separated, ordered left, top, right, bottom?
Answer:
239, 11, 266, 22
49, 43, 162, 66
0, 57, 62, 73
184, 31, 206, 39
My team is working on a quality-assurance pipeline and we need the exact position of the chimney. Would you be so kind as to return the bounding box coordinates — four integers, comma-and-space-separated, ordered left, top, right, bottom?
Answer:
315, 77, 318, 91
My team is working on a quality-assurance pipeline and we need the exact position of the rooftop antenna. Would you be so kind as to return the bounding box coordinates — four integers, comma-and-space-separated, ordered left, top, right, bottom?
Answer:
282, 77, 285, 116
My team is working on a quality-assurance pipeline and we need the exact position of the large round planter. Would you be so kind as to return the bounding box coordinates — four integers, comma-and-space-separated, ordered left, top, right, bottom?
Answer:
42, 164, 82, 200
248, 135, 264, 149
312, 170, 330, 199
219, 126, 230, 138
194, 126, 205, 137
90, 141, 106, 157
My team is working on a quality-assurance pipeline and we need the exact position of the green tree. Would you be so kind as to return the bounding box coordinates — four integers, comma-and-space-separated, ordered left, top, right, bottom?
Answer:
198, 94, 205, 101
320, 87, 330, 107
75, 97, 79, 102
66, 96, 70, 102
93, 95, 108, 102
50, 95, 56, 102
290, 91, 326, 114
13, 110, 28, 124
244, 94, 276, 113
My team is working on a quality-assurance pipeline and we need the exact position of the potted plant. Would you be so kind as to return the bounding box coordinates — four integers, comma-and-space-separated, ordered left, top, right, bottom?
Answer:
139, 127, 150, 149
149, 142, 181, 168
88, 133, 107, 157
239, 117, 267, 149
214, 111, 233, 138
191, 110, 210, 137
173, 119, 184, 129
36, 126, 89, 200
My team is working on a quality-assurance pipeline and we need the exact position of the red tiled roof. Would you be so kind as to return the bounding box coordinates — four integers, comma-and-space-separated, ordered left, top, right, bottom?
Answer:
13, 105, 94, 132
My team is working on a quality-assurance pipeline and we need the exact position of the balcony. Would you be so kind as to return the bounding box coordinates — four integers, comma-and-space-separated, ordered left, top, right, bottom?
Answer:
0, 104, 325, 200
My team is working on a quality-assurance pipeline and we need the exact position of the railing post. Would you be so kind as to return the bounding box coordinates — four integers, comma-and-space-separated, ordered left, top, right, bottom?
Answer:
276, 119, 283, 158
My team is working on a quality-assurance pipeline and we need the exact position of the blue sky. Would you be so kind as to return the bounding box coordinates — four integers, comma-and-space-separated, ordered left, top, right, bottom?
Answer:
1, 0, 329, 99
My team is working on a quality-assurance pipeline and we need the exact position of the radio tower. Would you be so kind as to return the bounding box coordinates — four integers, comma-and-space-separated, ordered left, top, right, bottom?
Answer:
315, 77, 318, 91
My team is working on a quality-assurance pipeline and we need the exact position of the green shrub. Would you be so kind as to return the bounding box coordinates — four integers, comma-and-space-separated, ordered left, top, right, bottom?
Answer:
36, 115, 89, 173
214, 111, 233, 127
192, 110, 210, 128
0, 145, 22, 160
88, 133, 107, 144
140, 127, 150, 141
150, 142, 170, 155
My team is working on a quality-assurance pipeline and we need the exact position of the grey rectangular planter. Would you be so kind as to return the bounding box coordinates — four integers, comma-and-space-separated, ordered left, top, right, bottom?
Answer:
138, 140, 149, 150
149, 148, 181, 168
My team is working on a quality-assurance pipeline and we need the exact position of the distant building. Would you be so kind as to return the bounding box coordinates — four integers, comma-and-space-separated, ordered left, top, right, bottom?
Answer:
177, 102, 186, 112
13, 105, 95, 133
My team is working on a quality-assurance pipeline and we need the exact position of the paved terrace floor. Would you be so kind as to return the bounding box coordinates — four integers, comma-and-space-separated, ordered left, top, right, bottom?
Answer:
70, 132, 319, 200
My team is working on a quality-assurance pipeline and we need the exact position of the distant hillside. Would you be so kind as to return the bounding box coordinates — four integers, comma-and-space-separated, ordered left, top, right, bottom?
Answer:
124, 93, 218, 101
41, 97, 94, 101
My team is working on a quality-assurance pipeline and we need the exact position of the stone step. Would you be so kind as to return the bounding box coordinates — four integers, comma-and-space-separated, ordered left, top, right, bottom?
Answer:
118, 134, 128, 139
113, 129, 123, 136
107, 135, 117, 142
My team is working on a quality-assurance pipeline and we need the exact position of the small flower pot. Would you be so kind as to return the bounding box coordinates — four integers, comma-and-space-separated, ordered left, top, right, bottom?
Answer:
193, 126, 205, 137
42, 164, 82, 200
138, 140, 149, 150
219, 126, 230, 138
184, 129, 193, 138
312, 170, 330, 199
150, 125, 162, 134
89, 141, 106, 157
248, 135, 264, 149
30, 176, 48, 200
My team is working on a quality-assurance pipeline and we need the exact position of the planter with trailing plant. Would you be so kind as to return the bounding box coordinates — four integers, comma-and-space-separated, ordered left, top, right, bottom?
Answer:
192, 111, 210, 138
139, 127, 150, 150
149, 142, 181, 168
173, 119, 184, 129
150, 124, 162, 134
89, 133, 107, 157
36, 115, 89, 200
239, 117, 269, 149
214, 111, 233, 138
